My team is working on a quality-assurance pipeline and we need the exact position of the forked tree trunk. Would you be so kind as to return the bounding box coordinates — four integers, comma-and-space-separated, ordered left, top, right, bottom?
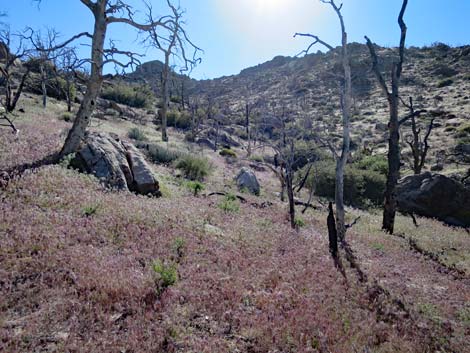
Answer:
60, 2, 107, 157
366, 0, 409, 234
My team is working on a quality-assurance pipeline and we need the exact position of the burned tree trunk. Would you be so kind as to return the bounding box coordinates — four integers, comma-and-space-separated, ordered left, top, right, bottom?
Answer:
160, 51, 170, 142
365, 0, 409, 234
327, 202, 338, 260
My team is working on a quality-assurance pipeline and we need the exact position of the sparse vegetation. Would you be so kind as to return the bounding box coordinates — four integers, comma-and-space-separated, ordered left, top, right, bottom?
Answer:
1, 2, 470, 352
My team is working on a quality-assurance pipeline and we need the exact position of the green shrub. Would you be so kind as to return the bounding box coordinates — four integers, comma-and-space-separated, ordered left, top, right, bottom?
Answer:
456, 123, 470, 137
152, 259, 178, 295
146, 144, 182, 164
219, 148, 237, 158
355, 155, 388, 175
218, 193, 240, 213
83, 204, 99, 217
306, 160, 386, 208
294, 217, 306, 228
175, 155, 213, 181
437, 79, 453, 88
172, 237, 186, 259
249, 155, 264, 163
170, 96, 181, 104
186, 181, 205, 196
175, 111, 191, 130
128, 127, 147, 141
59, 111, 74, 122
101, 83, 154, 108
165, 110, 180, 126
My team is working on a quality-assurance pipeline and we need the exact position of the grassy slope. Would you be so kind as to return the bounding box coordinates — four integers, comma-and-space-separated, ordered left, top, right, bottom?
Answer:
1, 95, 469, 353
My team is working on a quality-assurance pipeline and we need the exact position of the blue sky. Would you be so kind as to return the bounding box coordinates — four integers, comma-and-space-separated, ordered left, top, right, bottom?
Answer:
2, 0, 470, 79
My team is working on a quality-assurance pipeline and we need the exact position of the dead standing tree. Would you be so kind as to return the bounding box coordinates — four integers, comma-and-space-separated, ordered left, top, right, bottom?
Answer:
365, 0, 413, 233
402, 97, 433, 174
56, 47, 85, 112
31, 0, 177, 157
295, 0, 352, 241
26, 28, 64, 109
146, 0, 201, 142
0, 27, 32, 133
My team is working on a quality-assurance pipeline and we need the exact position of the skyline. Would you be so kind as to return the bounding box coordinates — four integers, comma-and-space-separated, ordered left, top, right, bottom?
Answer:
2, 0, 470, 80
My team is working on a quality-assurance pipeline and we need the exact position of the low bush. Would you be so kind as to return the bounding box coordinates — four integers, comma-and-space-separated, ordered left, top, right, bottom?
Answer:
175, 155, 213, 181
172, 237, 186, 259
355, 154, 388, 175
152, 259, 178, 295
147, 144, 182, 164
128, 127, 147, 141
218, 193, 240, 213
163, 110, 191, 130
294, 217, 306, 228
456, 123, 470, 137
305, 160, 386, 208
437, 79, 454, 88
219, 148, 237, 158
186, 181, 205, 196
59, 111, 74, 122
101, 83, 154, 108
249, 155, 264, 163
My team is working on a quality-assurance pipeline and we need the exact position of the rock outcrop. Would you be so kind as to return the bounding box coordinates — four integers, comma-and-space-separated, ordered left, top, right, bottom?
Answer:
70, 132, 160, 196
396, 172, 470, 227
235, 167, 260, 196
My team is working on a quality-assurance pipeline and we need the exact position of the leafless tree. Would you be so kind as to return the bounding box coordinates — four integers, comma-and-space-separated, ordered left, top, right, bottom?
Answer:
295, 0, 352, 241
25, 28, 65, 108
0, 27, 32, 133
146, 0, 201, 142
32, 0, 180, 158
402, 97, 433, 174
242, 96, 262, 157
365, 0, 414, 233
56, 47, 85, 112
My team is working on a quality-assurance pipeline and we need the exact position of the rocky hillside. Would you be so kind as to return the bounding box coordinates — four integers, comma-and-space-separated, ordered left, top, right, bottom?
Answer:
127, 43, 470, 174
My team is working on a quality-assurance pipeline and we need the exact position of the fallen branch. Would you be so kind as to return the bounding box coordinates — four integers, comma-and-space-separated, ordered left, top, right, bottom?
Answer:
206, 192, 247, 203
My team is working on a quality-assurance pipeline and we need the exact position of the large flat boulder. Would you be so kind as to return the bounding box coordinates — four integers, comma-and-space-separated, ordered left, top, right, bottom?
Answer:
70, 132, 160, 196
396, 172, 470, 227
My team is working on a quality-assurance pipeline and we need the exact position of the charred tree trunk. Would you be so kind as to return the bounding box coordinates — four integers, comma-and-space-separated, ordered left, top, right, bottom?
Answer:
327, 202, 338, 260
60, 2, 107, 157
40, 63, 47, 108
245, 103, 252, 157
160, 51, 170, 142
365, 0, 409, 234
383, 86, 401, 234
335, 5, 352, 241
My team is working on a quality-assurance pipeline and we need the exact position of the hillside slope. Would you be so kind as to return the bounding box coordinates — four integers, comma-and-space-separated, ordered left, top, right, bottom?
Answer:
1, 95, 469, 352
127, 43, 470, 174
